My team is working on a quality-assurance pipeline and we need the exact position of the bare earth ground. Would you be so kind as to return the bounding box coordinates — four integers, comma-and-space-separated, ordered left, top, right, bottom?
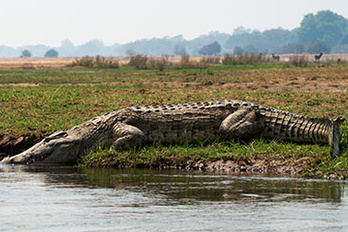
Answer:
0, 57, 74, 69
1, 56, 348, 178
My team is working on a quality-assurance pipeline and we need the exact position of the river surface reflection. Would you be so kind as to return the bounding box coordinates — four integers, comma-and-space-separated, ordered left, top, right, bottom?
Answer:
1, 165, 348, 231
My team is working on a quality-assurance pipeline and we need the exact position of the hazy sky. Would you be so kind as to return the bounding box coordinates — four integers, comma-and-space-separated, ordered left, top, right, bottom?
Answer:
1, 0, 348, 47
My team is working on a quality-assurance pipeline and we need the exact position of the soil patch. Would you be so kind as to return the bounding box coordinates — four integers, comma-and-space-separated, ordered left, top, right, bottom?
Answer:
141, 154, 314, 177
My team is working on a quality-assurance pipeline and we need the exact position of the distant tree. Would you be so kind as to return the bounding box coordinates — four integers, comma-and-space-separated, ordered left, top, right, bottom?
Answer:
297, 10, 348, 48
261, 28, 296, 49
199, 41, 221, 55
243, 44, 259, 54
340, 33, 348, 45
126, 49, 136, 56
305, 41, 331, 54
274, 43, 305, 54
233, 26, 252, 35
76, 40, 104, 56
21, 49, 32, 57
233, 46, 244, 55
225, 27, 295, 53
332, 44, 348, 53
59, 39, 75, 56
44, 49, 58, 57
0, 45, 17, 58
174, 44, 187, 55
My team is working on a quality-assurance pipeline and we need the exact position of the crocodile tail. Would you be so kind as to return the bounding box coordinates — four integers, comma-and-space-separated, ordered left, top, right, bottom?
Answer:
330, 118, 344, 158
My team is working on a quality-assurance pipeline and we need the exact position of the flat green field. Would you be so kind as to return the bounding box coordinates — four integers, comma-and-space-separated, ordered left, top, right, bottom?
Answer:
1, 61, 348, 179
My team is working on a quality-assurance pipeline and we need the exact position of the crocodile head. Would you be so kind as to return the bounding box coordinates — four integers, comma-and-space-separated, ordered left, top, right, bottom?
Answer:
0, 131, 81, 165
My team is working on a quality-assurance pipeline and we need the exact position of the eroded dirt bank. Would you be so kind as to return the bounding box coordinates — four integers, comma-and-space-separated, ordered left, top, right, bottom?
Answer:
177, 155, 330, 179
0, 134, 41, 160
1, 135, 345, 179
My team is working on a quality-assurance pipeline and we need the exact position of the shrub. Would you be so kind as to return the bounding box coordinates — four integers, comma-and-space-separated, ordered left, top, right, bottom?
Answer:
180, 54, 190, 65
175, 55, 209, 69
72, 56, 93, 67
147, 55, 171, 71
200, 56, 221, 64
71, 56, 119, 68
128, 55, 148, 69
94, 55, 119, 68
289, 55, 309, 67
127, 54, 210, 70
222, 54, 266, 65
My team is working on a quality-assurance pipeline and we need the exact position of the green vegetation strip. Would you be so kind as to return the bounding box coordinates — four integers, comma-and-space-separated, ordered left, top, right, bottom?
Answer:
81, 139, 330, 167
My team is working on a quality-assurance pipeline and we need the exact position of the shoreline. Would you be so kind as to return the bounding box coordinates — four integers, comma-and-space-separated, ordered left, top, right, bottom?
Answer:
0, 133, 346, 180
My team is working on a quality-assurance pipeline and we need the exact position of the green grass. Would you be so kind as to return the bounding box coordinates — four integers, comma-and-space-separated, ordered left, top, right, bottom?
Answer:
0, 67, 142, 84
1, 64, 348, 179
81, 139, 331, 168
2, 84, 345, 136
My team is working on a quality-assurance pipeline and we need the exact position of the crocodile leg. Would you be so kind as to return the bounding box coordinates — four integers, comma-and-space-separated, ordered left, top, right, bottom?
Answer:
111, 122, 145, 149
219, 107, 264, 140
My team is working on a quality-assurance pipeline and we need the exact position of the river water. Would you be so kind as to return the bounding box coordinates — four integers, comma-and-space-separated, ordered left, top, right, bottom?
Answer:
1, 165, 348, 232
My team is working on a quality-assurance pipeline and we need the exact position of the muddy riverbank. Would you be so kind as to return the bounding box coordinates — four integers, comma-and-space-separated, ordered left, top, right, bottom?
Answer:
2, 134, 344, 179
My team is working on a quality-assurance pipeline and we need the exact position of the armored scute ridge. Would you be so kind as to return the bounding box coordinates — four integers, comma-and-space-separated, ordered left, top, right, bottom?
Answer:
0, 100, 342, 165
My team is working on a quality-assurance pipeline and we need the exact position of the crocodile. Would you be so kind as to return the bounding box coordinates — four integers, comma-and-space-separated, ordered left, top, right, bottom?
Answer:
0, 100, 342, 165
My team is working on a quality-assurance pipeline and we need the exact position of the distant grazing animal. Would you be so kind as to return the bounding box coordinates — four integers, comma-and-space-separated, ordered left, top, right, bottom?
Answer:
315, 53, 323, 61
272, 54, 280, 61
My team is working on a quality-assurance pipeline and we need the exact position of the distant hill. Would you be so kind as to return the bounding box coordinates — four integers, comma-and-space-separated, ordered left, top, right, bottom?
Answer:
1, 10, 348, 58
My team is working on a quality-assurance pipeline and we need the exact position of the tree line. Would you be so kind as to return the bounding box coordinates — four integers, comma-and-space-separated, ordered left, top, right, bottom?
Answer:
1, 10, 348, 58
